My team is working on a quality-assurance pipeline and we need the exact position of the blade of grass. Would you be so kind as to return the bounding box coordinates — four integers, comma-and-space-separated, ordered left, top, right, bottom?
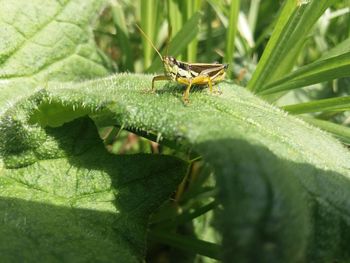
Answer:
166, 0, 185, 60
248, 0, 260, 35
247, 0, 304, 92
167, 0, 183, 61
247, 20, 275, 57
301, 116, 350, 145
207, 0, 228, 26
140, 0, 159, 69
112, 3, 134, 72
247, 0, 336, 93
224, 0, 240, 79
149, 230, 221, 260
205, 3, 214, 62
283, 96, 350, 114
236, 15, 254, 56
268, 0, 335, 81
146, 12, 201, 73
152, 201, 218, 229
260, 37, 350, 95
186, 0, 202, 62
348, 1, 350, 38
320, 36, 350, 60
260, 53, 350, 95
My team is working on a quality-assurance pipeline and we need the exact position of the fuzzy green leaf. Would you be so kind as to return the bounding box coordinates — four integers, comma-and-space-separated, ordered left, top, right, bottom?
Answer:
2, 0, 350, 262
2, 74, 349, 262
0, 0, 110, 113
0, 1, 187, 261
0, 116, 186, 262
0, 0, 109, 81
301, 116, 350, 145
212, 140, 310, 262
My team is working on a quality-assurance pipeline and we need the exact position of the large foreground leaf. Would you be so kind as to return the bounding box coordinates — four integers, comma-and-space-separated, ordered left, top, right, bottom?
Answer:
1, 0, 350, 262
0, 115, 186, 262
1, 75, 350, 261
0, 0, 188, 261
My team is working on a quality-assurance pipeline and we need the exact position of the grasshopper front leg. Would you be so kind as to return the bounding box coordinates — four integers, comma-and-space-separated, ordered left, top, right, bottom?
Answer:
152, 75, 171, 92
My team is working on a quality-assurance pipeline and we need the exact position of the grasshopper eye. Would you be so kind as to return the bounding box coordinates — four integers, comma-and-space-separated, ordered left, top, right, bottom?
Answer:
167, 56, 176, 66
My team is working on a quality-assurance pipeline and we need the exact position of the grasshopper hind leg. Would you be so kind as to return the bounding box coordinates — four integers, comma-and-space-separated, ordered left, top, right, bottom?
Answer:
207, 77, 213, 93
179, 75, 212, 104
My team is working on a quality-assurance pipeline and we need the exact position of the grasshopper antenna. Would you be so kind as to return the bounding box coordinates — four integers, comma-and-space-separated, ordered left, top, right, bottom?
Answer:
135, 24, 163, 61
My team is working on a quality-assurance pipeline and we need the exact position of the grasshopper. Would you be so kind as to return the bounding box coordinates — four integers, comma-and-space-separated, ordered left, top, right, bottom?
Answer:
136, 24, 228, 103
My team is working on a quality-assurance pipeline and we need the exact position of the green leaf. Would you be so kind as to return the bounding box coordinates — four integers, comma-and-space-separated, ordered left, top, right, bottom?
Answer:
0, 0, 109, 82
282, 96, 350, 114
0, 1, 187, 261
247, 0, 336, 93
146, 12, 201, 73
0, 0, 110, 113
0, 116, 186, 262
212, 140, 310, 262
2, 0, 350, 261
3, 74, 350, 261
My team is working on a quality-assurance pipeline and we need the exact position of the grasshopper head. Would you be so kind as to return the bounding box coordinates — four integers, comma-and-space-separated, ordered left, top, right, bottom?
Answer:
163, 56, 178, 80
163, 56, 177, 67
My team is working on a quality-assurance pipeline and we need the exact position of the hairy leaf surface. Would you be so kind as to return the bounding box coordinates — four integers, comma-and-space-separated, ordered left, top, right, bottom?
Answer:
1, 0, 350, 262
0, 1, 186, 261
2, 75, 349, 262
